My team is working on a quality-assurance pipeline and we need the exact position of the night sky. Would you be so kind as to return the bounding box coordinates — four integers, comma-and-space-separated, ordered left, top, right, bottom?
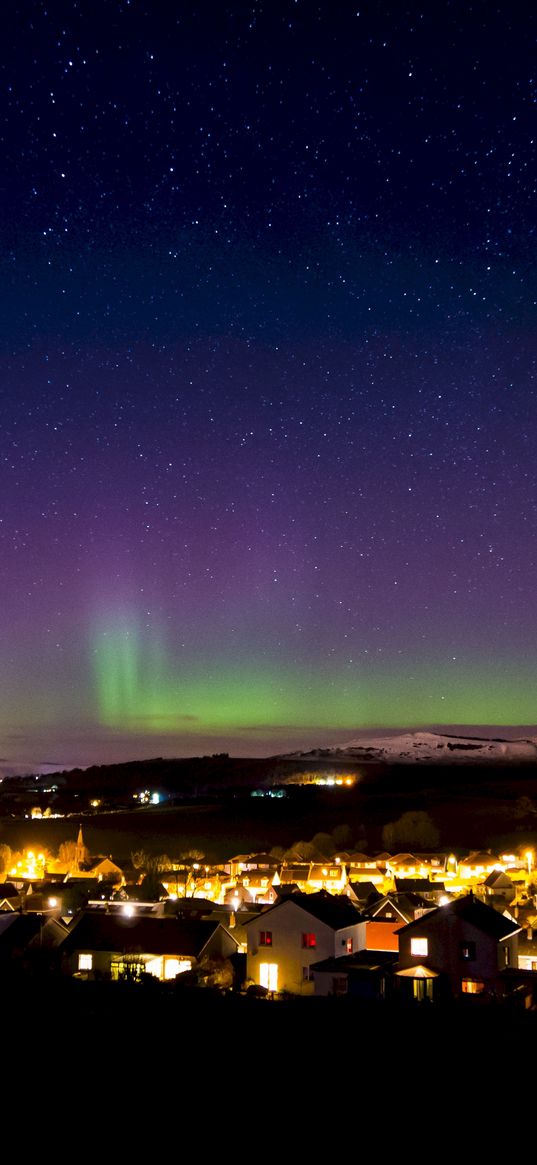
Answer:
2, 1, 537, 765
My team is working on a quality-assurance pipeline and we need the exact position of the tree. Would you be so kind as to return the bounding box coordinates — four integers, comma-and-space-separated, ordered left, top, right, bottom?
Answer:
131, 849, 149, 870
382, 810, 439, 851
311, 832, 336, 857
59, 839, 89, 871
284, 840, 316, 861
179, 848, 205, 863
331, 824, 352, 849
0, 844, 12, 875
514, 796, 537, 822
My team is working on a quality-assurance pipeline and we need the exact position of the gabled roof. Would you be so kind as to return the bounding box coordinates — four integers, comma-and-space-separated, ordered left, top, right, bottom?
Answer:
347, 881, 381, 902
461, 851, 501, 866
398, 895, 521, 940
366, 892, 432, 923
483, 870, 514, 888
244, 890, 363, 931
62, 911, 235, 958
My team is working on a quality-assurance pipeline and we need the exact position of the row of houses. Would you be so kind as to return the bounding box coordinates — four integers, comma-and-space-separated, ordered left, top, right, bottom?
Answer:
243, 889, 531, 1003
0, 880, 534, 1007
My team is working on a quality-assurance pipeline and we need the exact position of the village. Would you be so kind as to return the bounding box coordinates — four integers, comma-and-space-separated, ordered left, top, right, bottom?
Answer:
1, 826, 537, 1007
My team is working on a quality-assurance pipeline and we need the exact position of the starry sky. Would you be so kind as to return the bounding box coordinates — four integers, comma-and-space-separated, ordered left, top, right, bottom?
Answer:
2, 1, 537, 765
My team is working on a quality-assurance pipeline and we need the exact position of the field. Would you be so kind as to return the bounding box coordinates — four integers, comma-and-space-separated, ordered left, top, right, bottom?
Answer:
1, 760, 537, 862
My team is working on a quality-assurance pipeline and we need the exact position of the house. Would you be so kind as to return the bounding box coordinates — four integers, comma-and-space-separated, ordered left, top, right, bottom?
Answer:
311, 950, 397, 999
346, 881, 382, 911
61, 910, 239, 982
273, 862, 347, 895
273, 864, 312, 891
396, 894, 521, 1000
363, 892, 434, 952
345, 854, 386, 887
387, 853, 446, 881
234, 871, 278, 905
517, 924, 537, 971
394, 878, 448, 904
245, 890, 365, 995
306, 863, 347, 893
481, 870, 516, 904
457, 851, 503, 883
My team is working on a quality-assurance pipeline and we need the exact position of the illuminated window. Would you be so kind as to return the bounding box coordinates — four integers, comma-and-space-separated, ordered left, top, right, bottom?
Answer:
410, 937, 428, 957
164, 958, 191, 979
413, 979, 433, 1001
329, 869, 338, 877
461, 978, 484, 994
146, 956, 163, 979
460, 941, 476, 961
259, 962, 278, 991
78, 953, 92, 971
259, 930, 272, 946
346, 937, 353, 953
302, 932, 317, 949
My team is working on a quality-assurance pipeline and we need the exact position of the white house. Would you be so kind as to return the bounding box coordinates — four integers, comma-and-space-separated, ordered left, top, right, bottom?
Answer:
245, 890, 365, 995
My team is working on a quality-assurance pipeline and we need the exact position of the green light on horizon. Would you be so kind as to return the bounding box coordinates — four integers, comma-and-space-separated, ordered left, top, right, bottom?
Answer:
91, 623, 537, 737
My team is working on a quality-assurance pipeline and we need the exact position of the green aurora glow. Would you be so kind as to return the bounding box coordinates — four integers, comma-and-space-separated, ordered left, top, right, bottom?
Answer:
91, 623, 537, 736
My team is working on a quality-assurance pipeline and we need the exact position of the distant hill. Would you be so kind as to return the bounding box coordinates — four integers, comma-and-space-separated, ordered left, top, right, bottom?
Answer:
288, 730, 537, 765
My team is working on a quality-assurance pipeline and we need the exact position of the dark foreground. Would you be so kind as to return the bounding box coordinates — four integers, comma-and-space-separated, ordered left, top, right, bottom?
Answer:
6, 978, 533, 1140
9, 977, 537, 1056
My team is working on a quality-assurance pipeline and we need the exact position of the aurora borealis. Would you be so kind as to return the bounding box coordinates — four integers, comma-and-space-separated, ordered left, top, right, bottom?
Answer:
2, 3, 537, 764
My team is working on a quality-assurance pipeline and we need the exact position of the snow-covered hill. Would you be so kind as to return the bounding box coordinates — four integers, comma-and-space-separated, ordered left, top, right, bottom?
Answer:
295, 731, 537, 764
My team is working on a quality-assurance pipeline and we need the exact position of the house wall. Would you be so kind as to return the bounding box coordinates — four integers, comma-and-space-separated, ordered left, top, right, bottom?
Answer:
246, 901, 365, 994
398, 915, 519, 995
70, 948, 196, 979
365, 920, 402, 952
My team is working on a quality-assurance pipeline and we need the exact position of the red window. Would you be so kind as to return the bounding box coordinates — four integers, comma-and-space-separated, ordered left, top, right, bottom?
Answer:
259, 931, 272, 946
302, 932, 316, 949
346, 937, 353, 954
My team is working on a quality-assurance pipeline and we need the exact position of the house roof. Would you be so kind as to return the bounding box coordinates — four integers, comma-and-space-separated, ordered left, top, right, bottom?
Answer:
0, 883, 20, 899
0, 912, 41, 951
483, 870, 514, 888
394, 878, 445, 894
398, 895, 521, 939
308, 863, 344, 878
366, 892, 433, 923
62, 911, 234, 957
278, 865, 311, 883
244, 890, 363, 931
461, 851, 500, 866
310, 950, 397, 973
388, 853, 419, 865
347, 881, 382, 902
